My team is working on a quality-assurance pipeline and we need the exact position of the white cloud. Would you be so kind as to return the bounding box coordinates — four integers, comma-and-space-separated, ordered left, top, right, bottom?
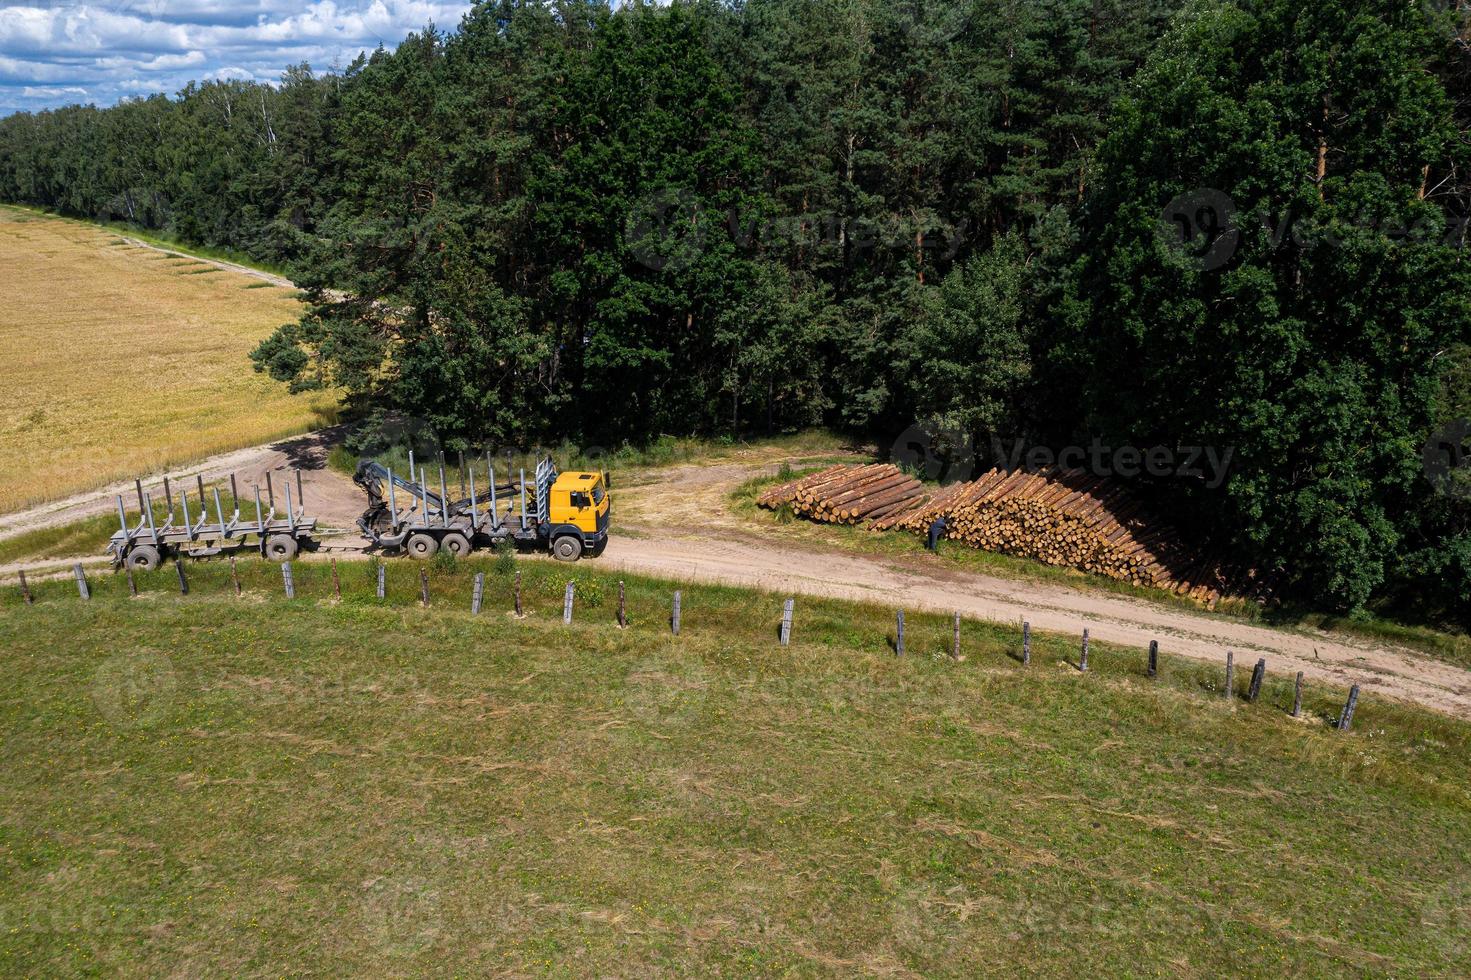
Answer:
20, 84, 87, 98
0, 0, 477, 116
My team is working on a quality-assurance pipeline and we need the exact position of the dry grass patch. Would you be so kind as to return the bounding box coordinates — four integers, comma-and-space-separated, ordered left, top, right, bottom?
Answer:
0, 206, 336, 512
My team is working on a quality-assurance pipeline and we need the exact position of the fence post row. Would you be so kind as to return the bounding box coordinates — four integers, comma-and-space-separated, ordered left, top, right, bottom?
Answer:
13, 553, 1375, 736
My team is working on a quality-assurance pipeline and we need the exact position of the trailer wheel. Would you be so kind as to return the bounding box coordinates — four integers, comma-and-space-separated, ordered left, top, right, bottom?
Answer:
441, 532, 472, 558
406, 533, 439, 559
265, 534, 299, 561
125, 545, 162, 572
552, 535, 583, 562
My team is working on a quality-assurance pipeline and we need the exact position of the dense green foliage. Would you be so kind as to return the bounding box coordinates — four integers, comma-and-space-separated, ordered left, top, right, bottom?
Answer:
1044, 0, 1471, 614
2, 0, 1470, 619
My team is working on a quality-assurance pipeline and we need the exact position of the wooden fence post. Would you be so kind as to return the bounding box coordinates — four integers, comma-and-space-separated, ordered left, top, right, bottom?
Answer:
229, 556, 241, 597
1079, 628, 1089, 672
514, 571, 523, 617
74, 563, 90, 600
617, 581, 626, 628
1148, 640, 1158, 678
126, 565, 137, 597
1247, 658, 1266, 702
952, 611, 961, 661
471, 572, 485, 615
1224, 651, 1234, 699
376, 563, 386, 600
174, 558, 188, 596
672, 590, 682, 635
18, 569, 32, 606
1338, 685, 1360, 732
563, 582, 575, 624
1291, 671, 1304, 718
282, 561, 295, 599
331, 558, 341, 601
419, 568, 430, 608
1022, 620, 1030, 666
780, 598, 794, 646
895, 610, 905, 657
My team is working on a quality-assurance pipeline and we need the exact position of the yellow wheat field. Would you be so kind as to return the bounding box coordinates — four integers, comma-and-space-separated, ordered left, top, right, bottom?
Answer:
0, 207, 337, 513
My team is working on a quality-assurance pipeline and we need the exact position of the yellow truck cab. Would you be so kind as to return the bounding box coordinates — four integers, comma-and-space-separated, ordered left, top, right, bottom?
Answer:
547, 470, 610, 560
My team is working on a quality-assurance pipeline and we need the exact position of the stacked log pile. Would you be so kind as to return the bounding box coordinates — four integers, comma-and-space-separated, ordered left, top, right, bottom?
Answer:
763, 463, 1269, 605
757, 463, 926, 525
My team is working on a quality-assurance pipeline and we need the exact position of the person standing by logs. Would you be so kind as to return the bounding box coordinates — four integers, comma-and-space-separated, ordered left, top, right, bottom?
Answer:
926, 515, 948, 552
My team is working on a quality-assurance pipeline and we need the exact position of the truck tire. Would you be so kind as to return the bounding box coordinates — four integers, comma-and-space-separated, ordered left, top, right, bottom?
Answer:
125, 545, 162, 571
440, 532, 472, 558
552, 535, 583, 562
265, 534, 299, 561
406, 533, 438, 559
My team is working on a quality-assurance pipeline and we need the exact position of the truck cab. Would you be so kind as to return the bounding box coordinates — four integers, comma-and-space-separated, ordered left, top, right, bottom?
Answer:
547, 470, 610, 559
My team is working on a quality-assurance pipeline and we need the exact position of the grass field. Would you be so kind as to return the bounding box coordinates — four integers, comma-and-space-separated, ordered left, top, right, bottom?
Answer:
0, 206, 337, 514
3, 557, 1469, 975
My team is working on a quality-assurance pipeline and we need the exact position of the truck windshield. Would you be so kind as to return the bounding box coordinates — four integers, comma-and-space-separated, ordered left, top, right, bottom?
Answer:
592, 486, 605, 505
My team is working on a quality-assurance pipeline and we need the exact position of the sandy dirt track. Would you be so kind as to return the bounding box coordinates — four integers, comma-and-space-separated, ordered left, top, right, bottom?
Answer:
4, 435, 1470, 719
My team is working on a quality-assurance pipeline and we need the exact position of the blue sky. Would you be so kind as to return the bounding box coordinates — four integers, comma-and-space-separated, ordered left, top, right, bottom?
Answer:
0, 1, 478, 118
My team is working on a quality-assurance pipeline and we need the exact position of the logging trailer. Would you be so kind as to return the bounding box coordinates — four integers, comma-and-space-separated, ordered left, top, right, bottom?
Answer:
354, 451, 610, 562
109, 470, 321, 570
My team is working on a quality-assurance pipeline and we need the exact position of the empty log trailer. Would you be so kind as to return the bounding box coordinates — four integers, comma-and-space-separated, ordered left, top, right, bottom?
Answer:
109, 470, 321, 570
354, 452, 610, 562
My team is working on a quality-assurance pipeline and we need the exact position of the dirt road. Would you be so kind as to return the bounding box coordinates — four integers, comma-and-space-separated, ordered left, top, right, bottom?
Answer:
5, 435, 1470, 719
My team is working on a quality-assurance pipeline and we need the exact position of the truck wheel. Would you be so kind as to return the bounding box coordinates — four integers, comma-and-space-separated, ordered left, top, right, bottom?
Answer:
406, 533, 438, 559
125, 545, 162, 572
552, 535, 583, 562
265, 534, 299, 561
440, 532, 472, 558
